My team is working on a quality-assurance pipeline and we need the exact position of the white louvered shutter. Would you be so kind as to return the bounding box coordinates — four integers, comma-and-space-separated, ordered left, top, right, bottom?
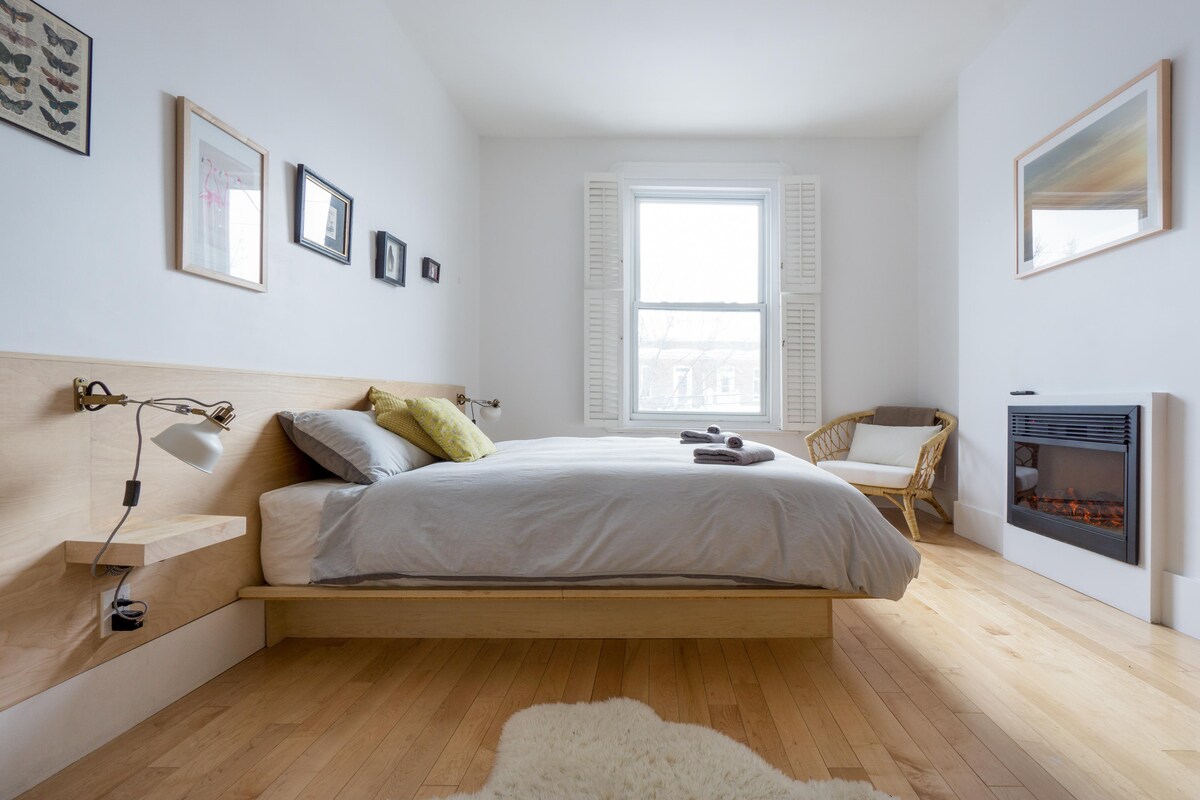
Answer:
781, 295, 821, 431
583, 173, 622, 426
781, 176, 821, 292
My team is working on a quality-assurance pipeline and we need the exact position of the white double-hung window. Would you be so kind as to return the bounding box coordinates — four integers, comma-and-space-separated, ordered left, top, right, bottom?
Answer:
584, 167, 821, 432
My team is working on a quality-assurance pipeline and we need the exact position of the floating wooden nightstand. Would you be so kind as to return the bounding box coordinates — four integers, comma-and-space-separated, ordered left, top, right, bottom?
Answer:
65, 514, 247, 567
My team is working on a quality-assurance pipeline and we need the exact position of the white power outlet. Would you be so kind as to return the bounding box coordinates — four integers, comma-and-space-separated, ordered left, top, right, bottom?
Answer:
99, 582, 132, 639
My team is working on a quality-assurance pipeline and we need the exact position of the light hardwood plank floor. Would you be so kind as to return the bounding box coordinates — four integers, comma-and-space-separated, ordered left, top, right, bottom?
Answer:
21, 510, 1200, 799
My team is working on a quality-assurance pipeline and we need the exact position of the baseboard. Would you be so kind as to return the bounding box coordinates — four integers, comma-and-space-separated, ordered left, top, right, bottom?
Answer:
0, 599, 264, 800
1163, 571, 1200, 640
952, 501, 1003, 552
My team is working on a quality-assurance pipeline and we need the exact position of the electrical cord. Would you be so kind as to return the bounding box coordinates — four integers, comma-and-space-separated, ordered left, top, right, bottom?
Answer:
81, 390, 234, 623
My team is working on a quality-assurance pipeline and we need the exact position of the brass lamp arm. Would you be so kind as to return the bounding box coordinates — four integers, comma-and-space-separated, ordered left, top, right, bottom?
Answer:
73, 378, 236, 428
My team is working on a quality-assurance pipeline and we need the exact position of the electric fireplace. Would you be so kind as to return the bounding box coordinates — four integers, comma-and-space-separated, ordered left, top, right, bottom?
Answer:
1008, 405, 1140, 564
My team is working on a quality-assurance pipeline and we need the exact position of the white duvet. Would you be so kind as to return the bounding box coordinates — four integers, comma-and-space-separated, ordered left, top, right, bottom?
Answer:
310, 437, 921, 599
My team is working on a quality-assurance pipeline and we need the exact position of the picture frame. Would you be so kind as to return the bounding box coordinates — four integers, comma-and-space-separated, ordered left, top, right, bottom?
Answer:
0, 0, 93, 156
375, 231, 406, 287
295, 164, 353, 264
422, 257, 441, 284
1015, 60, 1171, 278
176, 96, 269, 292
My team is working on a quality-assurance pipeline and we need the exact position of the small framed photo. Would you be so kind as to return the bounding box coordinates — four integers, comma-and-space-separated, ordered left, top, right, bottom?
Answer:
295, 164, 353, 264
176, 97, 268, 292
0, 0, 93, 156
422, 257, 441, 284
375, 232, 406, 287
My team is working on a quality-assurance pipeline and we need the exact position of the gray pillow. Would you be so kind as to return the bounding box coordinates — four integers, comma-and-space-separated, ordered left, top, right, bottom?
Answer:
277, 409, 437, 484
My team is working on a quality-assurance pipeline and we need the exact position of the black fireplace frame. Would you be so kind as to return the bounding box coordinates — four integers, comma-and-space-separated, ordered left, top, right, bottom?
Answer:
1007, 405, 1140, 564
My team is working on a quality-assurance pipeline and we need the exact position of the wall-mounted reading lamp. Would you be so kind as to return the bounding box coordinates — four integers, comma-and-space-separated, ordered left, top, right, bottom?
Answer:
73, 378, 237, 627
456, 393, 501, 424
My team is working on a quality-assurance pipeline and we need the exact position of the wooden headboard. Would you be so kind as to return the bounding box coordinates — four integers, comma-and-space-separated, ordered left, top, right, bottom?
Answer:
0, 351, 463, 711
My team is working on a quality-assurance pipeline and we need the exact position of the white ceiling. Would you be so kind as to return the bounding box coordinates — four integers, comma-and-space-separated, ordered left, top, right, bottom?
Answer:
386, 0, 1029, 138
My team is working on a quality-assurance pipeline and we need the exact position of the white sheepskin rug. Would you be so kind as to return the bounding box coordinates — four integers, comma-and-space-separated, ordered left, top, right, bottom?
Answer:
443, 698, 896, 800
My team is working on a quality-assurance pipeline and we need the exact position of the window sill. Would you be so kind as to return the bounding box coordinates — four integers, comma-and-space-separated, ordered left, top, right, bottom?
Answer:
603, 424, 789, 435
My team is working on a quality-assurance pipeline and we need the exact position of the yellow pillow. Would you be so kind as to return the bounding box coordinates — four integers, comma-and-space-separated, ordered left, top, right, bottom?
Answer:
368, 387, 450, 460
407, 397, 497, 462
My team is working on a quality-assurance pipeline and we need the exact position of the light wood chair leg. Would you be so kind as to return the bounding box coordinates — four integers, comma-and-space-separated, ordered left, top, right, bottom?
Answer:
901, 495, 922, 541
925, 495, 952, 523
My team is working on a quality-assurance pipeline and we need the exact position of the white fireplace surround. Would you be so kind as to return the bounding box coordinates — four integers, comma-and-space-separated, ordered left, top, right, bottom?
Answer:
954, 392, 1166, 623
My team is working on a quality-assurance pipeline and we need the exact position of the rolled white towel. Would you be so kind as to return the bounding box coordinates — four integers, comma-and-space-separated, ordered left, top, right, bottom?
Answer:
726, 434, 744, 449
706, 425, 721, 434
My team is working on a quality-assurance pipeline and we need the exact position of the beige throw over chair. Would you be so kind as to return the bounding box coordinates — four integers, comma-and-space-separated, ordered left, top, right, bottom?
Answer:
805, 407, 957, 541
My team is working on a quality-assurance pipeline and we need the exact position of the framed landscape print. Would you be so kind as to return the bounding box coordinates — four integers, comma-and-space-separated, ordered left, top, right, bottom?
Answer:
295, 165, 353, 264
1015, 60, 1171, 278
375, 231, 406, 286
176, 96, 269, 292
0, 0, 92, 155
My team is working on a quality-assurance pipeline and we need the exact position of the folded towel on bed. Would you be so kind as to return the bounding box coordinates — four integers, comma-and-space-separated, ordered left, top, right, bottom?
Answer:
693, 442, 776, 465
680, 429, 740, 444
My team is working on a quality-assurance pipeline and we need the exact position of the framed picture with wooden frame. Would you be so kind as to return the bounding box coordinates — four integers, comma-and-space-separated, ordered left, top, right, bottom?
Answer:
295, 165, 353, 264
1015, 60, 1171, 279
176, 96, 269, 292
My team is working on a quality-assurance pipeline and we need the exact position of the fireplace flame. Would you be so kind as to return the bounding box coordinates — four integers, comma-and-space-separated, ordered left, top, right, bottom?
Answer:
1021, 487, 1124, 532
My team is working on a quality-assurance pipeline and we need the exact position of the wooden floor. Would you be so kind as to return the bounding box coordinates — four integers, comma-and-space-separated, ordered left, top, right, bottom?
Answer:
21, 510, 1200, 800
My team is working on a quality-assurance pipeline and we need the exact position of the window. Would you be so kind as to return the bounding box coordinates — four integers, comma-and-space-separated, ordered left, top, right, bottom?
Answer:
633, 193, 768, 422
583, 170, 821, 431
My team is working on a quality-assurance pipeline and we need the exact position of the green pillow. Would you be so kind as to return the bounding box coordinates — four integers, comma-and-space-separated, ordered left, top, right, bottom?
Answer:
367, 387, 450, 460
406, 397, 497, 462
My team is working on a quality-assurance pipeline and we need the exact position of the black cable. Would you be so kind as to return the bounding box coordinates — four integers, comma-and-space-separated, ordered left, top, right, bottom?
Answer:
111, 566, 148, 621
83, 380, 113, 412
88, 401, 153, 621
81, 392, 234, 621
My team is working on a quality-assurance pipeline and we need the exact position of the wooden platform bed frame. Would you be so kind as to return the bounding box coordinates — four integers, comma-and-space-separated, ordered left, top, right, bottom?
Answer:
3, 351, 868, 716
238, 585, 863, 644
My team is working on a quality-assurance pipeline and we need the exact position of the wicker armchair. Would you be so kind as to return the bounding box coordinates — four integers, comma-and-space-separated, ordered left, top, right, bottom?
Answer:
804, 409, 957, 541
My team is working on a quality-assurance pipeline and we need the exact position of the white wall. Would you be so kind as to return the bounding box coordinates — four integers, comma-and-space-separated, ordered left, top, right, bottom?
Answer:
956, 0, 1200, 631
916, 102, 960, 504
0, 0, 479, 388
479, 137, 919, 455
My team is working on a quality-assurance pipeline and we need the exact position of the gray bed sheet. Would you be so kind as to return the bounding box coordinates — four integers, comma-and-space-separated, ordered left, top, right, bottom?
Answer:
310, 436, 921, 599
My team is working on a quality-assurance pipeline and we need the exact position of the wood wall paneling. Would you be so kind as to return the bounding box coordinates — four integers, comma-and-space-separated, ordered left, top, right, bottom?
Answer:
0, 351, 463, 712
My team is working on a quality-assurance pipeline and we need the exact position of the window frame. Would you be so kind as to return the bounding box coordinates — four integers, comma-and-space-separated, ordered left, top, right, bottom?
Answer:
619, 177, 781, 430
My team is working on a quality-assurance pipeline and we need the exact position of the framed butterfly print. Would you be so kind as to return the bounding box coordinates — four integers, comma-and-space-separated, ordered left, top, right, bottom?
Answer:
0, 0, 92, 155
295, 165, 353, 264
176, 96, 269, 292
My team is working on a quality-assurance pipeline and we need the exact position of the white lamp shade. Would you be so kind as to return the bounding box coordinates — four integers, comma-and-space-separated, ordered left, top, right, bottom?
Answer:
479, 404, 502, 423
151, 417, 225, 473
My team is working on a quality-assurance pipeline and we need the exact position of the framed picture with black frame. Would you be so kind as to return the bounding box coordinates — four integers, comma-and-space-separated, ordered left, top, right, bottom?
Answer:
0, 0, 93, 156
375, 231, 406, 287
422, 257, 441, 283
295, 164, 353, 263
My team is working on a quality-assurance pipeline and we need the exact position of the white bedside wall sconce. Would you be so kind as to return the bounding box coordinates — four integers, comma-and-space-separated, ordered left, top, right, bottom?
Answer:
456, 393, 501, 424
71, 378, 238, 627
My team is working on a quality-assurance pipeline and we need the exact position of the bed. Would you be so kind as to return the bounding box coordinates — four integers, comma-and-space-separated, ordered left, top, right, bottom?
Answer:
243, 436, 920, 642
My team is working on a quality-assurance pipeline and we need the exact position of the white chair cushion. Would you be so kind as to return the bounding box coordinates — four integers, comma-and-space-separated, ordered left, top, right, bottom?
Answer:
1014, 465, 1039, 493
845, 423, 942, 469
817, 459, 914, 489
